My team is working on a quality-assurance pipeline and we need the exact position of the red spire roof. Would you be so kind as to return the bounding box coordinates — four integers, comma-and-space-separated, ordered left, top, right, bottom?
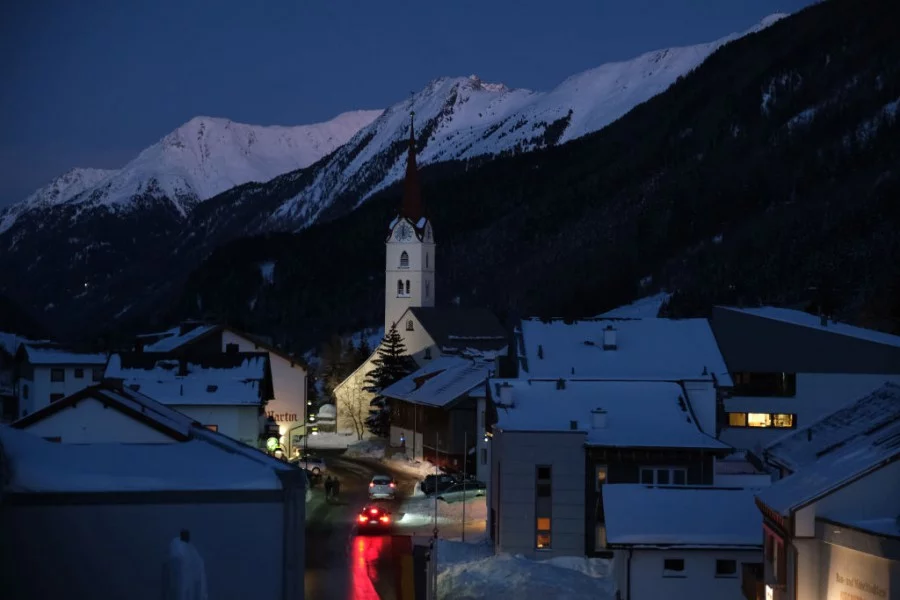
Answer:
400, 111, 424, 223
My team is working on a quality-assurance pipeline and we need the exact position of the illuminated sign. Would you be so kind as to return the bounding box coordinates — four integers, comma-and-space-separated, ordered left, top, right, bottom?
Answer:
267, 411, 299, 422
765, 585, 773, 600
266, 437, 280, 451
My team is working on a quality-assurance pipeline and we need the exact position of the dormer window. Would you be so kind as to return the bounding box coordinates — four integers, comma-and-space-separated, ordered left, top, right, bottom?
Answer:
406, 320, 414, 331
399, 251, 409, 269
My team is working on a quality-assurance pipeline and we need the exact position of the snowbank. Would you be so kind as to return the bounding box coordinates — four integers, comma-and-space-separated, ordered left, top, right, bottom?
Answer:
305, 431, 356, 450
436, 539, 614, 600
344, 437, 387, 458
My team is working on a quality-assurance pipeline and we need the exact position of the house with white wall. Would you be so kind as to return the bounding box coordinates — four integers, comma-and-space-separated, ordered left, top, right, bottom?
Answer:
137, 321, 308, 448
745, 382, 900, 600
381, 355, 493, 481
710, 306, 900, 452
0, 423, 305, 600
13, 342, 107, 418
488, 378, 733, 559
105, 352, 272, 448
604, 485, 763, 600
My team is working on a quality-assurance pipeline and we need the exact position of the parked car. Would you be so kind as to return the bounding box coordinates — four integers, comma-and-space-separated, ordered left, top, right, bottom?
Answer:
357, 504, 392, 533
436, 480, 486, 503
291, 454, 327, 475
368, 475, 397, 499
420, 473, 459, 496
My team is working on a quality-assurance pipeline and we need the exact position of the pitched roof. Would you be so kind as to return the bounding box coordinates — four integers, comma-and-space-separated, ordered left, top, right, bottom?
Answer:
400, 112, 424, 223
381, 356, 490, 408
12, 383, 195, 440
408, 307, 508, 353
764, 382, 900, 472
0, 425, 288, 492
142, 324, 220, 352
603, 485, 763, 547
105, 352, 269, 406
492, 379, 728, 450
596, 292, 671, 319
519, 317, 732, 385
17, 342, 107, 366
756, 384, 900, 515
720, 306, 900, 349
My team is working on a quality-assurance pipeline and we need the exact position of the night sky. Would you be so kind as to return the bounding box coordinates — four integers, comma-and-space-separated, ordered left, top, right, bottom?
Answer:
1, 0, 815, 205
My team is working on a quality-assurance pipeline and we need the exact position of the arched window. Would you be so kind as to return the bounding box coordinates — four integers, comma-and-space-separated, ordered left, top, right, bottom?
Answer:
397, 279, 404, 296
405, 280, 410, 295
400, 251, 409, 269
406, 319, 414, 331
425, 253, 429, 269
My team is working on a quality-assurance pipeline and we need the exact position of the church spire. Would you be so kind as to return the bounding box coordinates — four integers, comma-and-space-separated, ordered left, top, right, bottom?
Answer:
400, 111, 424, 223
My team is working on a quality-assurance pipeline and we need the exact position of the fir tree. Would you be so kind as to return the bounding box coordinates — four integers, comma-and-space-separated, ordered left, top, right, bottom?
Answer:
363, 324, 416, 437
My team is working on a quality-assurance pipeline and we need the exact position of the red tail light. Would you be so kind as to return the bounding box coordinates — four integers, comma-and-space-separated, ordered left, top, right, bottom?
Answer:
358, 515, 367, 523
370, 508, 378, 514
380, 515, 390, 523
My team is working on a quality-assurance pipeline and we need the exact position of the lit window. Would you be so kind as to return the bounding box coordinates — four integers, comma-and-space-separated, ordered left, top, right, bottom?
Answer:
204, 424, 218, 432
399, 251, 409, 268
728, 412, 796, 429
536, 532, 551, 549
728, 413, 747, 427
535, 465, 552, 549
596, 466, 608, 491
747, 413, 771, 427
772, 414, 794, 428
537, 517, 551, 530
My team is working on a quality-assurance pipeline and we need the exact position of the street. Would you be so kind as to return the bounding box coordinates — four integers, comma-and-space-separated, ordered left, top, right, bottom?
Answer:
304, 451, 421, 600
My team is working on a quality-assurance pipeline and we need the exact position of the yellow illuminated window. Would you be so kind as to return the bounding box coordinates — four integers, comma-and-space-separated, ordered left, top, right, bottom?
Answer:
772, 414, 794, 428
536, 532, 551, 549
747, 413, 771, 427
537, 517, 551, 530
728, 413, 747, 427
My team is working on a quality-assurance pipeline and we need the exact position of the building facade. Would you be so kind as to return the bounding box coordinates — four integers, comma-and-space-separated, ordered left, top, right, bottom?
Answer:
14, 343, 107, 418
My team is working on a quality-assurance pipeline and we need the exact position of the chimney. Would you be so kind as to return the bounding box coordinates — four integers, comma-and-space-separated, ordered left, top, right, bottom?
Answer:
592, 408, 608, 429
498, 382, 514, 406
603, 325, 617, 350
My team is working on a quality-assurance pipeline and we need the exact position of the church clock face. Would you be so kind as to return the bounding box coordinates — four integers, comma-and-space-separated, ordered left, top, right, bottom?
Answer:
395, 222, 413, 242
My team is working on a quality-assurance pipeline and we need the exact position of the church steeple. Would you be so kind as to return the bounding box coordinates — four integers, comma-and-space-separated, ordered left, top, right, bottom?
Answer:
400, 111, 423, 223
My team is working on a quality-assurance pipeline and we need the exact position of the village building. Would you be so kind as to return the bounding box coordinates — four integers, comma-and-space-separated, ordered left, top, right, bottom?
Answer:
711, 306, 900, 452
333, 115, 507, 433
104, 351, 273, 448
745, 382, 900, 600
133, 322, 308, 450
13, 341, 107, 418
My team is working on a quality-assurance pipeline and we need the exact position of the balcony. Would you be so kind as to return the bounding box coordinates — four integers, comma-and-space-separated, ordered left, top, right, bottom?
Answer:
742, 562, 764, 600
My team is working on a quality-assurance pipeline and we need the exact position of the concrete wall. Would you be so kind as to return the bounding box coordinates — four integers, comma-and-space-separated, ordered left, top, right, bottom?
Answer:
721, 373, 900, 452
173, 405, 259, 447
221, 330, 307, 440
18, 364, 104, 418
0, 497, 287, 600
622, 548, 761, 600
19, 397, 176, 443
493, 430, 586, 558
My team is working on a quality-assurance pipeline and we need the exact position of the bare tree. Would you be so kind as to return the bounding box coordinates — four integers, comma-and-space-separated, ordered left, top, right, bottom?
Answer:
338, 383, 372, 441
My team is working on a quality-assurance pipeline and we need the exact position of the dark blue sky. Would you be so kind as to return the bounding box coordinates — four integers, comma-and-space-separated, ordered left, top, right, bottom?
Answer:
1, 0, 814, 204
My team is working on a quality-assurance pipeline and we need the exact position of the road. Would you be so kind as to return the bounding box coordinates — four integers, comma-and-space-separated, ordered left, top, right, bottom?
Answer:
304, 451, 421, 600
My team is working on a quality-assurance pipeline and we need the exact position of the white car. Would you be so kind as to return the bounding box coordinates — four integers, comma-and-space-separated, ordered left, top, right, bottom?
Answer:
293, 455, 327, 475
368, 475, 397, 499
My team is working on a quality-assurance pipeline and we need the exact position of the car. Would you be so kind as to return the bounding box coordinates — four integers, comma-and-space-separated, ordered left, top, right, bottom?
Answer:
357, 504, 392, 532
291, 454, 327, 475
368, 475, 397, 499
420, 473, 459, 496
436, 480, 486, 503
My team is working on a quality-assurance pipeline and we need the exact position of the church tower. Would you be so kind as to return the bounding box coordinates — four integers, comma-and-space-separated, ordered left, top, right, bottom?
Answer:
385, 112, 435, 334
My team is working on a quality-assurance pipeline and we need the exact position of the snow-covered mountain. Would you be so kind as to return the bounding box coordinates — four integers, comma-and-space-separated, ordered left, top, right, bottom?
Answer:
270, 14, 786, 226
0, 110, 382, 233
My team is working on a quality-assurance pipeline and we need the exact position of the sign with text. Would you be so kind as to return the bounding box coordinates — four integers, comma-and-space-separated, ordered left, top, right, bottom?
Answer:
823, 543, 890, 600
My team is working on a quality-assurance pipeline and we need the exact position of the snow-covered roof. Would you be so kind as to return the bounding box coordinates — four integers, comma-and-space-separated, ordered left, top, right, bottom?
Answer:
519, 318, 732, 386
19, 342, 107, 366
757, 385, 900, 515
603, 485, 763, 547
408, 307, 508, 353
143, 324, 219, 352
764, 382, 900, 472
492, 379, 728, 450
105, 353, 267, 406
0, 425, 285, 492
381, 356, 491, 408
596, 292, 671, 319
720, 306, 900, 349
824, 516, 900, 539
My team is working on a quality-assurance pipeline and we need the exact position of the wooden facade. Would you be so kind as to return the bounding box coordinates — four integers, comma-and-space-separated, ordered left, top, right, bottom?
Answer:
390, 396, 478, 471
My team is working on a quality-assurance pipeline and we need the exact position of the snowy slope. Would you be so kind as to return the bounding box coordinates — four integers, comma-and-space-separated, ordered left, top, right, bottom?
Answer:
271, 14, 786, 227
0, 110, 382, 231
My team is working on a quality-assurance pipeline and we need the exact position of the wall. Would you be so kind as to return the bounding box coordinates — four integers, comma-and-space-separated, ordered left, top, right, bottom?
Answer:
221, 331, 307, 445
720, 373, 900, 452
625, 548, 761, 600
18, 364, 104, 418
399, 313, 439, 363
0, 497, 286, 600
334, 354, 378, 434
817, 530, 899, 600
19, 397, 176, 443
493, 430, 586, 558
173, 405, 259, 447
384, 224, 435, 334
476, 396, 490, 483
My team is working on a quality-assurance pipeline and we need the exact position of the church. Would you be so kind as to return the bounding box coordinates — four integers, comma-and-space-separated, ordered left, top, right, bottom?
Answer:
333, 114, 508, 434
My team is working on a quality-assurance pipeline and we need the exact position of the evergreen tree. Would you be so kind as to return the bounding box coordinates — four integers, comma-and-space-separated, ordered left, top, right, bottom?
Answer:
363, 324, 416, 437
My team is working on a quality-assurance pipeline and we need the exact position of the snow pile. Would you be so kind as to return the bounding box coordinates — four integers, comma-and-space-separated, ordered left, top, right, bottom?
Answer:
344, 437, 387, 458
305, 431, 355, 450
436, 540, 614, 600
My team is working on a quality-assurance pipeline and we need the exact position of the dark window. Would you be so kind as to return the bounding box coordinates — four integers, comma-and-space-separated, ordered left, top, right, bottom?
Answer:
399, 251, 409, 268
405, 280, 410, 295
535, 465, 552, 549
537, 466, 551, 480
657, 469, 670, 485
50, 368, 65, 382
732, 372, 796, 397
406, 320, 414, 331
74, 368, 84, 379
397, 279, 404, 296
716, 559, 737, 577
663, 558, 685, 577
673, 470, 686, 485
92, 368, 103, 382
640, 469, 653, 484
49, 393, 64, 403
225, 343, 239, 354
424, 348, 432, 360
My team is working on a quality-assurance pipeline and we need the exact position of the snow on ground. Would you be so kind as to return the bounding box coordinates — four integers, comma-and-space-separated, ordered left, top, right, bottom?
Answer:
343, 436, 388, 458
398, 493, 487, 533
435, 538, 614, 600
304, 431, 358, 450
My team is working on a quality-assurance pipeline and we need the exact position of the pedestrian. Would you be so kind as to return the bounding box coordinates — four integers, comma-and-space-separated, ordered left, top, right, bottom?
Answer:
324, 475, 333, 500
